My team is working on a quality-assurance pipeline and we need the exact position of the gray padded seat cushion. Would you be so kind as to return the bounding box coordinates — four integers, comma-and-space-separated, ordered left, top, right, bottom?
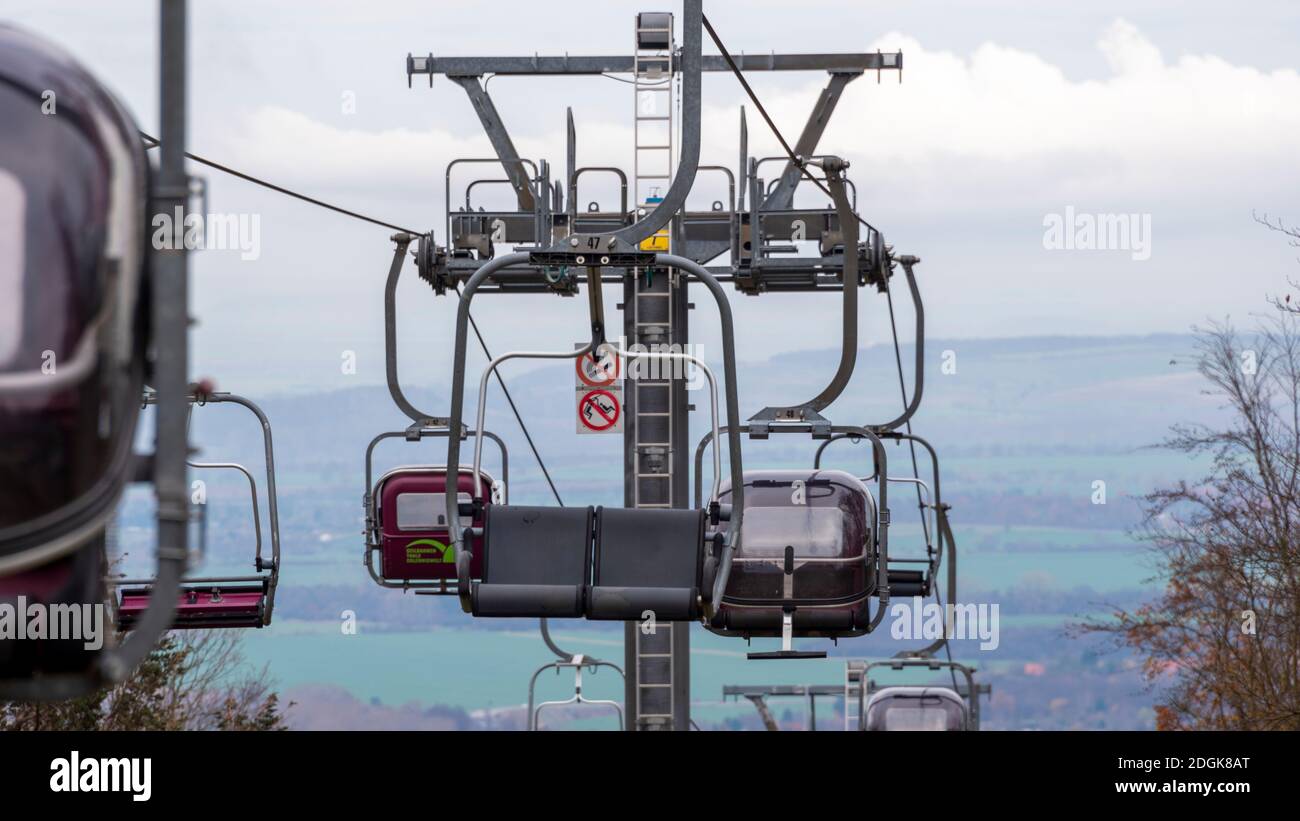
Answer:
589, 507, 705, 621
471, 506, 593, 617
887, 568, 926, 597
721, 607, 861, 632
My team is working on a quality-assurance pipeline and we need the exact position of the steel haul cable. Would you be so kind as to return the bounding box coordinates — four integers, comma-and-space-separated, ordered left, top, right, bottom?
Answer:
700, 15, 880, 236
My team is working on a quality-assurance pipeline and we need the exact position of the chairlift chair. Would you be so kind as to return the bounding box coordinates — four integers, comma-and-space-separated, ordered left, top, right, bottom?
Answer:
527, 654, 624, 731
857, 659, 983, 731
715, 468, 880, 642
440, 250, 749, 625
863, 686, 967, 732
694, 424, 892, 659
460, 351, 724, 620
363, 425, 508, 593
113, 390, 281, 630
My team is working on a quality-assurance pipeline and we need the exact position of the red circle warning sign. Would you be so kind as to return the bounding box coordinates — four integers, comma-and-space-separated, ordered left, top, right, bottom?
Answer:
576, 344, 621, 387
578, 389, 621, 431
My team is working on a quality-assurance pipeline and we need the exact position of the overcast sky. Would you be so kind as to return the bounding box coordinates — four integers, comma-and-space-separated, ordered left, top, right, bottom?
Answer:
4, 0, 1299, 394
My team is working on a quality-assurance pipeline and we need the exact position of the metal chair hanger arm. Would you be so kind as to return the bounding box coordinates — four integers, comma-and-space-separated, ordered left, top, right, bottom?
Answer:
748, 160, 859, 423
384, 235, 456, 429
872, 257, 924, 432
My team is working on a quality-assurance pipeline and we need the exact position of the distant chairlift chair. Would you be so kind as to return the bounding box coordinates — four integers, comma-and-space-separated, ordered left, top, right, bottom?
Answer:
857, 659, 984, 731
114, 391, 281, 629
364, 425, 508, 594
528, 654, 624, 731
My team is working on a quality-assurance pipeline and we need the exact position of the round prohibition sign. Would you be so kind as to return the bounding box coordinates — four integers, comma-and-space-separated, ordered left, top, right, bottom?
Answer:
576, 343, 621, 387
579, 388, 621, 431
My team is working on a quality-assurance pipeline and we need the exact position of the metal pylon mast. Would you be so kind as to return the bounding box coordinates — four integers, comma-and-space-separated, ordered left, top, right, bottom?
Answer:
624, 11, 690, 731
633, 12, 674, 209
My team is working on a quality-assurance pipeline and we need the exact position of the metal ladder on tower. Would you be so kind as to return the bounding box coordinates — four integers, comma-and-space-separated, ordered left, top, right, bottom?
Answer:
633, 11, 674, 218
844, 661, 866, 731
630, 10, 678, 730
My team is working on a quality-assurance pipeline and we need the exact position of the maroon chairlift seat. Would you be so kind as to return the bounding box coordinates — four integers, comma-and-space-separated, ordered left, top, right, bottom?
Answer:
113, 392, 281, 631
117, 579, 267, 630
364, 426, 509, 594
375, 467, 495, 582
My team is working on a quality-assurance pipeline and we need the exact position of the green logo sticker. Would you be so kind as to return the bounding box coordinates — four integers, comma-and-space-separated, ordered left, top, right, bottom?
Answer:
406, 538, 454, 564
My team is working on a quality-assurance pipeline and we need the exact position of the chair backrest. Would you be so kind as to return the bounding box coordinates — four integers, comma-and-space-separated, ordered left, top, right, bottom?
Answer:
593, 507, 705, 589
481, 506, 593, 586
589, 507, 706, 620
474, 506, 595, 618
864, 686, 967, 731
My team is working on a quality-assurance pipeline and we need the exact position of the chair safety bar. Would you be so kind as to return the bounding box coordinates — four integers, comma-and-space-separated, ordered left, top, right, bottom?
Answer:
816, 430, 957, 657
470, 343, 724, 506
466, 344, 594, 501
178, 401, 263, 563
185, 461, 260, 564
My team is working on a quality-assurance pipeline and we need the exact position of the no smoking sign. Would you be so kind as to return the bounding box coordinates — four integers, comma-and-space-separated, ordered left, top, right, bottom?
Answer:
575, 342, 621, 388
575, 343, 622, 435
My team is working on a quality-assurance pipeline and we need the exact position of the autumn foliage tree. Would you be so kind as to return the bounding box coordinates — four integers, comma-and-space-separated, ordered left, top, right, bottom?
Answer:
1081, 306, 1300, 730
1, 631, 289, 731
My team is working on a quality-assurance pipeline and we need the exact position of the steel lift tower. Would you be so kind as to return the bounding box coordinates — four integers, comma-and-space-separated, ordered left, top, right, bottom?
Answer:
405, 2, 902, 730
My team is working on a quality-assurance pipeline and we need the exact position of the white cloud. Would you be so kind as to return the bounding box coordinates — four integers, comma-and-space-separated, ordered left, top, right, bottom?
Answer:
225, 19, 1300, 219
